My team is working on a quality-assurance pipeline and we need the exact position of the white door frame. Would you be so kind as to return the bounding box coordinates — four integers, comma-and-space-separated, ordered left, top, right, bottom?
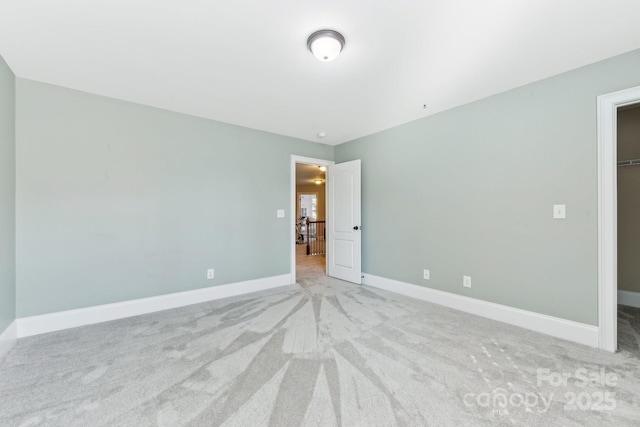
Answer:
291, 155, 334, 284
597, 85, 640, 352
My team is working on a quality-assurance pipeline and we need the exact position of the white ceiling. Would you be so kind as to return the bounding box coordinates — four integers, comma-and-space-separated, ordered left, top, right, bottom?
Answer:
1, 1, 640, 145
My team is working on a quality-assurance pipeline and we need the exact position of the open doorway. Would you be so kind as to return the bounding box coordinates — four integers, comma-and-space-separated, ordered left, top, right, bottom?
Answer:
295, 163, 326, 278
597, 85, 640, 352
290, 156, 334, 284
616, 103, 640, 354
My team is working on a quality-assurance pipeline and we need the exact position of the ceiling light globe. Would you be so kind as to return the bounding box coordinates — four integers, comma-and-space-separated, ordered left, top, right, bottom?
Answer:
307, 30, 345, 62
310, 37, 341, 61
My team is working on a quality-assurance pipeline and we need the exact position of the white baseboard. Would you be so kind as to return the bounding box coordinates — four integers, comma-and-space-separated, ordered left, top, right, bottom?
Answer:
17, 274, 293, 338
618, 290, 640, 309
362, 273, 599, 348
0, 320, 17, 360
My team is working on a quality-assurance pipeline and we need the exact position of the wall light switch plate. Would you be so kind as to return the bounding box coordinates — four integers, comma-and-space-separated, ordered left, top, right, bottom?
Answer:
207, 269, 215, 279
277, 209, 285, 218
463, 276, 471, 288
423, 269, 430, 280
553, 204, 566, 219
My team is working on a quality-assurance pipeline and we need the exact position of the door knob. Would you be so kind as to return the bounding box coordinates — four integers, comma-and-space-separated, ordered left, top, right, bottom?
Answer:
353, 226, 361, 230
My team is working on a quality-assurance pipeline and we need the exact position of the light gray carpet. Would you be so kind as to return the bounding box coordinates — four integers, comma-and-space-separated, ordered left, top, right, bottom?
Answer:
618, 304, 640, 354
1, 258, 640, 426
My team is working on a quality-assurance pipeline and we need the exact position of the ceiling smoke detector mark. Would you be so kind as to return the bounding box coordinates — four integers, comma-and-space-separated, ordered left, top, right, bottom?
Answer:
317, 132, 327, 139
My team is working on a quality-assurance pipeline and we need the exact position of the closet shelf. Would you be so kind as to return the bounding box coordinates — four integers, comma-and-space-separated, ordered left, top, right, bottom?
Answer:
617, 159, 640, 167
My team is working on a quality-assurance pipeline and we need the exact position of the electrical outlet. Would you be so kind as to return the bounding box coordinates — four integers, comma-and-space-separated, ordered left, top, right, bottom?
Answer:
463, 276, 471, 288
423, 269, 430, 280
207, 269, 215, 279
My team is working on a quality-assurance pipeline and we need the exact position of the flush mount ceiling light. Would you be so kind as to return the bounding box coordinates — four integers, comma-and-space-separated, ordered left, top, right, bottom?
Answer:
307, 30, 345, 62
314, 179, 323, 185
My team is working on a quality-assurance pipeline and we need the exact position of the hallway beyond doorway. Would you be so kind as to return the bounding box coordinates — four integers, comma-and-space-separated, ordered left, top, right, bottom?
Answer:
296, 243, 325, 280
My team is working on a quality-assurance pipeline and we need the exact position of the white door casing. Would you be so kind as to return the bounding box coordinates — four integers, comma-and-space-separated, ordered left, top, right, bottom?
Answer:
290, 155, 334, 284
597, 85, 640, 352
327, 159, 362, 284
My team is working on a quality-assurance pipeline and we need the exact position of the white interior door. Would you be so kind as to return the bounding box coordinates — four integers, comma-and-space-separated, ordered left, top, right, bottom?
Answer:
327, 159, 361, 284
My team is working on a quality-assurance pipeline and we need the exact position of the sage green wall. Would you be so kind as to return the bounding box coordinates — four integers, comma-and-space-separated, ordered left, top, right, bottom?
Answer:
335, 49, 640, 326
617, 105, 640, 293
0, 55, 16, 334
15, 79, 332, 317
